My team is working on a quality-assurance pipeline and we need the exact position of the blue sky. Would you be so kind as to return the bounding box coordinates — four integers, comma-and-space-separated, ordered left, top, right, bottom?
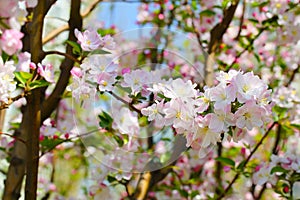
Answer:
98, 2, 141, 30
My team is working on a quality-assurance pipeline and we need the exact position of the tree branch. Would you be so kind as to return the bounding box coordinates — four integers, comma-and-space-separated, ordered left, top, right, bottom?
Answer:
217, 122, 277, 199
206, 0, 239, 87
44, 50, 81, 64
3, 1, 56, 199
41, 0, 83, 123
133, 134, 187, 200
42, 0, 102, 44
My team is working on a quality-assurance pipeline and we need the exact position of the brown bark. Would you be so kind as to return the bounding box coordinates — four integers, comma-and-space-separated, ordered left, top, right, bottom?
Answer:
206, 0, 239, 87
41, 0, 82, 122
133, 135, 187, 200
3, 1, 56, 199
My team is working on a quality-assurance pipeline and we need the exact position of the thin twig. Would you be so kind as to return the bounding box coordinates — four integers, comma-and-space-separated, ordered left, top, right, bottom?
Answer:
234, 0, 246, 40
0, 132, 26, 144
43, 0, 103, 44
108, 91, 142, 115
0, 92, 28, 110
285, 64, 300, 87
39, 129, 99, 158
217, 122, 277, 199
44, 50, 81, 64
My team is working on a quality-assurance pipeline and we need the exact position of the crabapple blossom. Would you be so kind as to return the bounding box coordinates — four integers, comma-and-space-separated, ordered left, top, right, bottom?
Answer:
70, 67, 83, 78
209, 83, 236, 109
0, 29, 24, 55
155, 78, 197, 100
253, 164, 277, 185
195, 86, 211, 113
37, 63, 55, 83
74, 28, 103, 51
273, 86, 300, 108
16, 52, 31, 72
97, 72, 116, 92
164, 98, 195, 130
80, 55, 118, 83
0, 58, 16, 103
0, 0, 18, 18
235, 100, 264, 130
121, 69, 152, 95
66, 75, 96, 102
208, 106, 235, 133
102, 35, 116, 50
234, 71, 267, 103
194, 115, 221, 148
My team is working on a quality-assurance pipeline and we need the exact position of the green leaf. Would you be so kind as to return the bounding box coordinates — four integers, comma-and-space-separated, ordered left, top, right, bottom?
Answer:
107, 175, 117, 183
40, 137, 65, 153
237, 160, 246, 170
66, 40, 82, 55
98, 111, 113, 130
271, 166, 288, 174
221, 0, 231, 9
14, 71, 33, 86
29, 80, 50, 89
89, 49, 111, 55
291, 123, 300, 130
191, 1, 197, 10
113, 135, 124, 147
178, 189, 189, 198
215, 157, 235, 166
251, 1, 269, 8
191, 190, 200, 198
200, 9, 216, 17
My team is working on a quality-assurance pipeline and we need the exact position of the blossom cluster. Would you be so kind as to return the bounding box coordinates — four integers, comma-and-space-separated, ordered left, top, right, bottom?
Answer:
67, 29, 118, 101
0, 58, 16, 104
142, 70, 273, 151
67, 54, 118, 101
74, 28, 116, 51
253, 151, 300, 198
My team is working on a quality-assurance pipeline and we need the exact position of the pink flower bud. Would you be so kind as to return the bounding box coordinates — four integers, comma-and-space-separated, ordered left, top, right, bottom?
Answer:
29, 62, 36, 70
122, 67, 131, 75
223, 166, 231, 172
158, 13, 164, 20
70, 67, 83, 78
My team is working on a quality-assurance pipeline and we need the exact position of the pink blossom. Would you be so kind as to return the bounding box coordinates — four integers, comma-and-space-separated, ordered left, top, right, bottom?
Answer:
210, 83, 236, 110
102, 35, 116, 50
25, 0, 38, 8
66, 75, 96, 102
37, 63, 54, 83
0, 58, 16, 103
121, 69, 151, 95
121, 67, 131, 75
195, 86, 211, 113
0, 29, 24, 55
74, 28, 103, 51
70, 67, 83, 78
209, 106, 235, 133
234, 100, 264, 130
97, 72, 116, 92
234, 71, 266, 103
16, 52, 31, 72
0, 0, 18, 18
193, 115, 221, 148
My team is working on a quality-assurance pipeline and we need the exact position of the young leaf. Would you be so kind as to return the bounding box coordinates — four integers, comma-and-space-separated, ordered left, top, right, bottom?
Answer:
29, 80, 51, 90
66, 40, 82, 55
215, 157, 235, 166
14, 71, 33, 86
271, 166, 288, 174
89, 49, 111, 55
